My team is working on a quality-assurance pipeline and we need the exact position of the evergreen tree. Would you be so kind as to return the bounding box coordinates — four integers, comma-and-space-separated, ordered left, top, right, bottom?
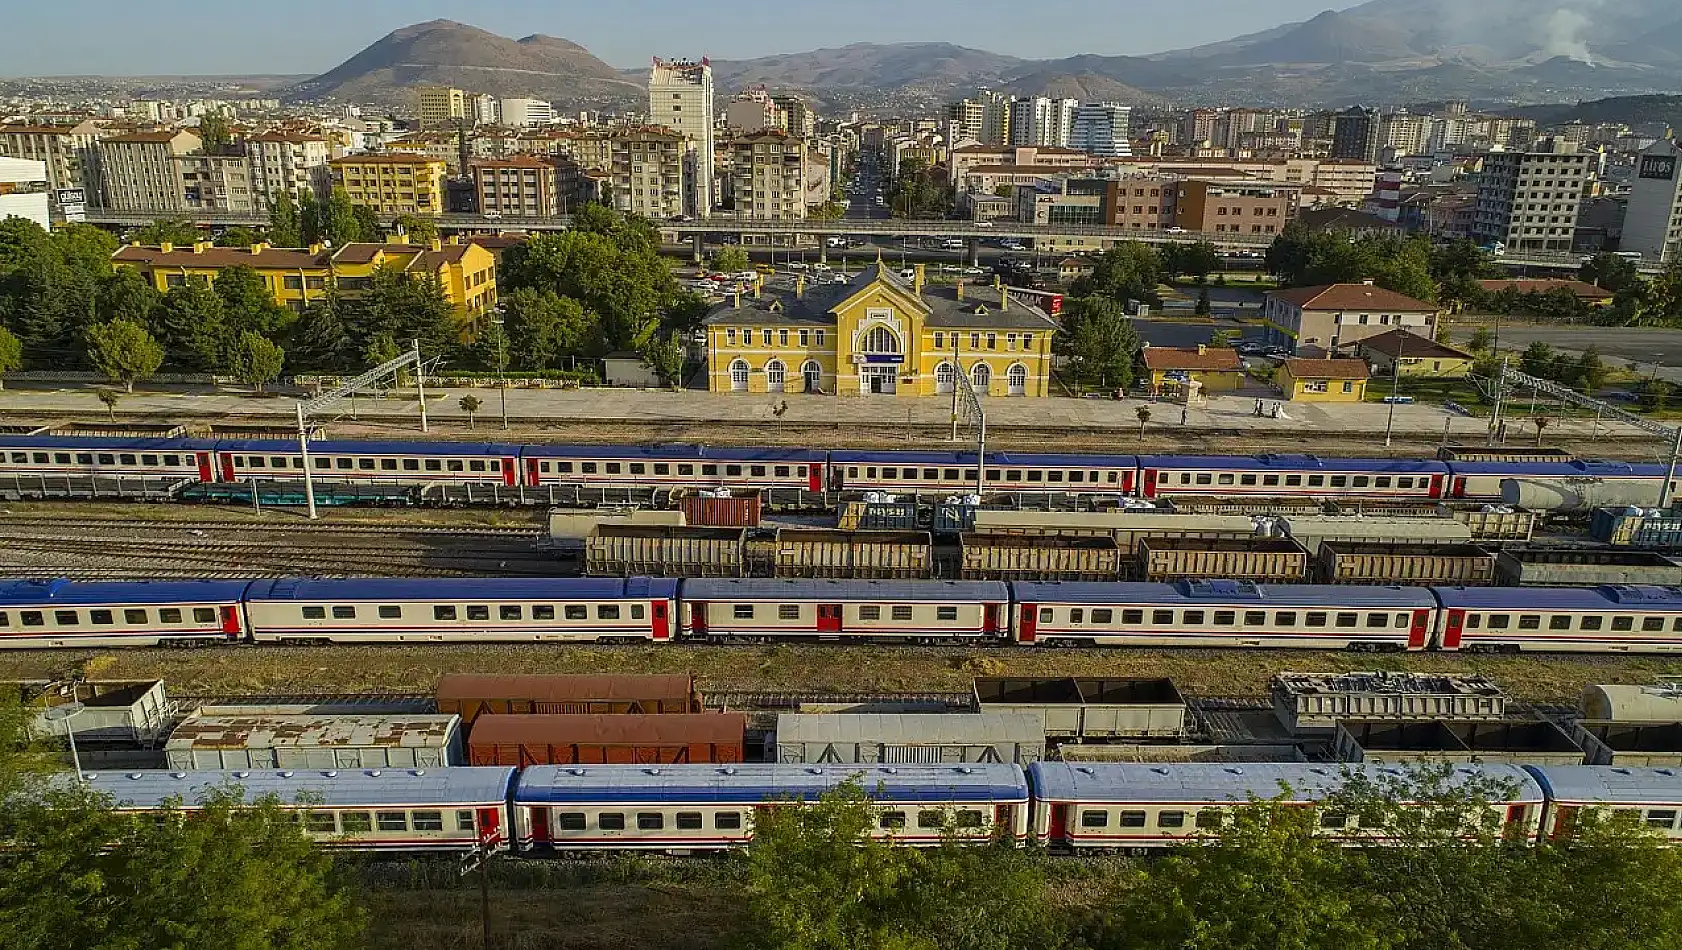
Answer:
154, 282, 229, 372
268, 191, 303, 248
228, 331, 286, 392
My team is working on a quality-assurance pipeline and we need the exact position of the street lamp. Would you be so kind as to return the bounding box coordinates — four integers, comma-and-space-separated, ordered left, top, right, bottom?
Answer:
492, 308, 509, 431
44, 699, 86, 780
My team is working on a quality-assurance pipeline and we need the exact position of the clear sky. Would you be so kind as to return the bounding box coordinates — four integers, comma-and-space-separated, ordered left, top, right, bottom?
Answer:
1, 0, 1363, 77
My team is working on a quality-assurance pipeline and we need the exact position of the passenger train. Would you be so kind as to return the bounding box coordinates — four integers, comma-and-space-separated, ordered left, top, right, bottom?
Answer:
67, 761, 1682, 855
1, 434, 1674, 511
8, 576, 1682, 654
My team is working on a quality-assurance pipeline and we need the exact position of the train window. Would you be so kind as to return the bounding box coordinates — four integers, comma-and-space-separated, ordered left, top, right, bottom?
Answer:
988, 470, 1002, 481
0, 613, 7, 627
1195, 474, 1212, 486
1335, 613, 1358, 628
97, 454, 115, 465
604, 463, 622, 475
1244, 611, 1266, 626
1582, 615, 1608, 631
861, 606, 882, 621
1395, 613, 1410, 628
1365, 613, 1388, 629
1305, 612, 1328, 628
734, 605, 755, 620
966, 470, 980, 482
750, 466, 767, 477
676, 813, 704, 830
1195, 811, 1222, 830
425, 460, 443, 472
715, 812, 743, 830
376, 813, 408, 832
340, 812, 372, 833
165, 455, 181, 466
1329, 476, 1348, 489
1219, 474, 1237, 486
1674, 618, 1682, 632
250, 457, 267, 468
447, 461, 465, 473
650, 464, 670, 476
534, 606, 556, 621
778, 605, 800, 620
727, 465, 743, 477
500, 606, 523, 621
492, 461, 504, 473
76, 453, 93, 464
1213, 611, 1235, 626
403, 460, 420, 472
302, 607, 326, 620
633, 813, 664, 831
124, 609, 147, 624
631, 605, 645, 620
953, 810, 984, 828
879, 812, 908, 830
665, 463, 689, 477
1647, 810, 1678, 829
380, 459, 397, 471
1399, 478, 1416, 489
379, 606, 402, 620
629, 464, 646, 476
1465, 615, 1481, 629
412, 811, 444, 832
7, 453, 22, 463
923, 468, 940, 481
864, 467, 878, 479
597, 605, 622, 621
1158, 811, 1186, 828
467, 606, 490, 621
1070, 609, 1085, 624
1121, 609, 1142, 624
1005, 471, 1023, 483
1519, 615, 1542, 630
1063, 471, 1079, 484
54, 611, 78, 626
565, 606, 588, 620
331, 607, 356, 620
1307, 475, 1324, 487
118, 454, 137, 465
1151, 610, 1172, 625
1093, 609, 1114, 624
581, 463, 597, 474
557, 813, 587, 831
1240, 475, 1257, 486
1263, 475, 1281, 487
434, 606, 458, 621
882, 468, 898, 480
304, 812, 337, 834
1079, 811, 1109, 828
771, 466, 789, 478
1286, 475, 1303, 487
1549, 616, 1571, 630
1183, 611, 1206, 625
89, 610, 114, 625
359, 459, 377, 471
938, 607, 959, 621
457, 811, 476, 832
1320, 813, 1349, 829
1119, 811, 1147, 828
1352, 476, 1369, 488
599, 813, 626, 831
1488, 615, 1511, 629
1375, 477, 1392, 488
20, 612, 42, 627
330, 458, 351, 470
917, 810, 945, 829
1276, 612, 1298, 626
703, 465, 719, 476
1613, 616, 1635, 632
1027, 471, 1044, 483
159, 609, 182, 624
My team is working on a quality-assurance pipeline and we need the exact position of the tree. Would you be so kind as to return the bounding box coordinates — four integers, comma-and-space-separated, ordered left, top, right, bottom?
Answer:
1075, 243, 1162, 306
1429, 239, 1495, 281
132, 218, 200, 247
317, 187, 362, 246
51, 224, 118, 277
297, 189, 323, 245
1135, 405, 1152, 441
633, 319, 684, 387
501, 287, 597, 370
196, 111, 232, 152
458, 394, 482, 429
95, 387, 119, 421
84, 318, 163, 393
154, 282, 229, 372
1061, 296, 1140, 391
1195, 287, 1212, 315
711, 245, 750, 274
285, 295, 355, 372
269, 191, 303, 248
214, 226, 264, 248
229, 331, 285, 392
1181, 242, 1220, 281
809, 201, 846, 221
1533, 414, 1552, 446
214, 265, 290, 338
1648, 259, 1682, 324
1580, 252, 1641, 294
350, 206, 382, 244
0, 325, 20, 388
1576, 345, 1610, 395
1518, 810, 1682, 950
498, 226, 678, 349
1520, 340, 1556, 378
1468, 325, 1495, 353
391, 214, 438, 244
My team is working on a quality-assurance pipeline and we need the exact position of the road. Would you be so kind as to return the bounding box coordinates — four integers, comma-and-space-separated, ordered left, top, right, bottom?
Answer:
1443, 326, 1682, 383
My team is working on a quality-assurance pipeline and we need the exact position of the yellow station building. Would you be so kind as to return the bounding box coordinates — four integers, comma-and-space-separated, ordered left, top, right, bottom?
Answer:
704, 264, 1058, 397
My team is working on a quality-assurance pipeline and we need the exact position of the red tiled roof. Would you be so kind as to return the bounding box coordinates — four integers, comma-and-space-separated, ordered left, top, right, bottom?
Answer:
1268, 283, 1437, 312
1476, 278, 1614, 300
1353, 329, 1472, 361
329, 153, 443, 165
112, 244, 330, 268
104, 130, 194, 144
1283, 358, 1371, 380
1142, 347, 1243, 371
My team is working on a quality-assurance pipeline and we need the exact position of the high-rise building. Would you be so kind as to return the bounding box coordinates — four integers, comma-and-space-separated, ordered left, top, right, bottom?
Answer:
470, 94, 499, 127
1471, 138, 1594, 252
328, 153, 449, 215
608, 128, 686, 220
1008, 99, 1038, 147
727, 131, 808, 221
1331, 106, 1380, 163
725, 88, 779, 132
1623, 139, 1682, 264
1069, 103, 1132, 157
1009, 97, 1079, 148
773, 96, 812, 137
1379, 112, 1431, 157
979, 91, 1013, 146
499, 98, 555, 128
947, 98, 986, 142
246, 132, 329, 211
417, 86, 467, 130
1180, 109, 1220, 147
473, 155, 563, 218
648, 58, 716, 215
98, 129, 202, 211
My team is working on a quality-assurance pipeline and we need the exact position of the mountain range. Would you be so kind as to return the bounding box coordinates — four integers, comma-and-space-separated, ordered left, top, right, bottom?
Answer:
286, 4, 1682, 111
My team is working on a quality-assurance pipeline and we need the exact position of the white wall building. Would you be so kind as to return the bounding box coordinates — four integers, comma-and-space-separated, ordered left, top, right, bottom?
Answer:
499, 97, 555, 128
1624, 139, 1682, 264
1009, 97, 1079, 148
1069, 103, 1132, 158
649, 58, 716, 215
0, 157, 51, 229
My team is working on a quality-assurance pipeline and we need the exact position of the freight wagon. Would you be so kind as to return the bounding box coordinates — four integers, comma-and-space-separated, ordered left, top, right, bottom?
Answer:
436, 674, 703, 728
465, 714, 747, 767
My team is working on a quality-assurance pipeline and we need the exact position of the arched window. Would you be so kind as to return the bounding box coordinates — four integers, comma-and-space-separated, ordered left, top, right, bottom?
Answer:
971, 362, 992, 393
729, 359, 749, 392
765, 359, 786, 393
801, 360, 822, 393
1007, 363, 1028, 396
861, 325, 900, 354
934, 362, 958, 395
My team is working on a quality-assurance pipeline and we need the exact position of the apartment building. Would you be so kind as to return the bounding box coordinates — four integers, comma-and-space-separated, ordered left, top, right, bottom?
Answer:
246, 132, 329, 209
773, 96, 812, 137
648, 58, 715, 214
608, 128, 686, 220
1312, 160, 1381, 206
472, 155, 563, 218
1009, 97, 1078, 148
727, 132, 807, 220
328, 153, 448, 215
725, 89, 779, 132
0, 158, 50, 229
1331, 106, 1380, 163
1472, 139, 1594, 252
98, 129, 202, 211
1105, 175, 1178, 231
1069, 103, 1132, 158
1173, 179, 1300, 235
1622, 139, 1682, 264
0, 120, 110, 205
1380, 112, 1432, 157
175, 153, 257, 213
417, 86, 467, 130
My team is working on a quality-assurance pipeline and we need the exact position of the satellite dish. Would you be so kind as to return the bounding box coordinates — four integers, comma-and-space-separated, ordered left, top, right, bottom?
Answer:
43, 702, 85, 722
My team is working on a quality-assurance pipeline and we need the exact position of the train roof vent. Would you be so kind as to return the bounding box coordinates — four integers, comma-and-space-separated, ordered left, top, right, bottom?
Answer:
1657, 769, 1676, 777
566, 768, 586, 776
128, 773, 145, 780
955, 767, 974, 775
1309, 768, 1329, 775
1612, 768, 1632, 775
1224, 767, 1244, 775
411, 769, 426, 776
1180, 579, 1263, 600
232, 771, 249, 779
719, 767, 737, 775
805, 767, 824, 775
265, 578, 305, 600
368, 770, 381, 777
1076, 767, 1095, 775
643, 768, 662, 776
171, 772, 188, 780
879, 767, 898, 775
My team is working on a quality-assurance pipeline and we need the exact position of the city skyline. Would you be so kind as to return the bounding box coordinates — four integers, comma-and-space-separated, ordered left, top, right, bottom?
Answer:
0, 0, 1364, 77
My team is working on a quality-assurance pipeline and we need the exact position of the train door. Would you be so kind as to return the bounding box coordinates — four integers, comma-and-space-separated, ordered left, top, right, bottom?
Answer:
817, 604, 843, 634
651, 601, 670, 641
219, 606, 243, 641
195, 452, 214, 483
1429, 473, 1445, 499
526, 459, 542, 487
1442, 610, 1466, 650
1141, 470, 1158, 499
1018, 604, 1039, 644
477, 807, 503, 847
1121, 470, 1135, 495
994, 803, 1015, 840
1550, 805, 1581, 840
1452, 476, 1468, 499
807, 464, 823, 493
503, 457, 518, 487
1409, 609, 1430, 651
982, 604, 1001, 639
1504, 804, 1531, 840
218, 453, 236, 482
689, 603, 709, 637
1048, 804, 1069, 844
528, 808, 550, 847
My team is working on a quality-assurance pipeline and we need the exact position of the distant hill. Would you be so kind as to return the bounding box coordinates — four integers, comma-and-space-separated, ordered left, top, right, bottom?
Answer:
706, 43, 1025, 98
1005, 72, 1167, 107
286, 19, 641, 106
1512, 94, 1682, 131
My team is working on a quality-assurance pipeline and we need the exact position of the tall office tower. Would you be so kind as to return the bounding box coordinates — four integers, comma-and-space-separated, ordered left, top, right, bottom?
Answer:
1331, 106, 1380, 163
1069, 103, 1133, 157
1624, 139, 1682, 264
649, 57, 716, 215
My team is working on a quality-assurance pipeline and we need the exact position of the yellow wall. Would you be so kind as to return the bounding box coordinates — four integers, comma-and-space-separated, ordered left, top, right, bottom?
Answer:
329, 157, 448, 215
707, 322, 839, 394
1370, 354, 1473, 379
1280, 370, 1368, 402
1148, 369, 1244, 393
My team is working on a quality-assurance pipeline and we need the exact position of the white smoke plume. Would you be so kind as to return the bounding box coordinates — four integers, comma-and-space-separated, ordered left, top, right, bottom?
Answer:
1542, 7, 1594, 63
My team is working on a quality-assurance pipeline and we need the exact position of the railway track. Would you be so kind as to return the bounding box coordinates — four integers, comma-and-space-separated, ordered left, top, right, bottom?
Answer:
0, 518, 540, 537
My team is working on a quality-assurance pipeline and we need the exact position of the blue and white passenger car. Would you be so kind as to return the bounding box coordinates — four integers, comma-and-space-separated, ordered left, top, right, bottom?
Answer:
0, 435, 220, 483
213, 439, 522, 488
830, 450, 1138, 498
521, 444, 826, 505
74, 767, 518, 851
511, 763, 1030, 853
243, 577, 679, 645
0, 578, 253, 649
1444, 458, 1673, 504
679, 578, 1011, 644
1011, 580, 1438, 650
1525, 765, 1682, 842
1432, 585, 1682, 653
1137, 454, 1449, 500
1027, 762, 1546, 851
